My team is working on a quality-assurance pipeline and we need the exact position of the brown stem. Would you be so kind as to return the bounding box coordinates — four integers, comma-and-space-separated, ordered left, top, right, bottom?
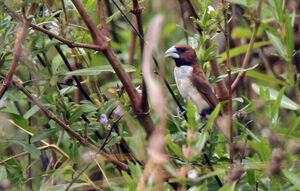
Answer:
12, 79, 89, 146
97, 0, 109, 37
71, 0, 155, 136
231, 0, 262, 91
12, 80, 130, 171
0, 4, 36, 99
131, 0, 149, 113
222, 0, 233, 165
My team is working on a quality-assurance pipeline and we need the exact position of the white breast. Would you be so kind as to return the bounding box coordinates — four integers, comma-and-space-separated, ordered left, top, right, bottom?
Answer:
174, 66, 210, 111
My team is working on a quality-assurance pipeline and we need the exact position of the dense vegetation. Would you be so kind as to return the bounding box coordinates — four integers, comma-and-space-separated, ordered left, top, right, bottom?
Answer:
0, 0, 299, 190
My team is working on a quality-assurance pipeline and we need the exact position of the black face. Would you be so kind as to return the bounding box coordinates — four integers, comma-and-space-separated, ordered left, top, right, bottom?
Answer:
176, 47, 187, 54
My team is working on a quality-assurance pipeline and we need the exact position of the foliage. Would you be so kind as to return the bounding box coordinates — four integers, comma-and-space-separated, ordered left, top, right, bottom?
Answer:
0, 0, 300, 190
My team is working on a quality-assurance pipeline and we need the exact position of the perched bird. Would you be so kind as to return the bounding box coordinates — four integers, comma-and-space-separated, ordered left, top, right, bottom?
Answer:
165, 44, 219, 117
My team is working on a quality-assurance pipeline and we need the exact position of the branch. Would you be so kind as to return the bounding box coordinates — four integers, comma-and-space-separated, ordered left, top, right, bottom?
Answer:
12, 80, 89, 146
0, 4, 36, 99
222, 0, 233, 165
71, 0, 155, 137
231, 0, 262, 91
12, 79, 130, 171
130, 0, 149, 113
97, 0, 109, 37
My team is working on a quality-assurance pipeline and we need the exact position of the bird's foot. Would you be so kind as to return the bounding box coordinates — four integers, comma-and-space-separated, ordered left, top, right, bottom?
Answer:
176, 107, 187, 118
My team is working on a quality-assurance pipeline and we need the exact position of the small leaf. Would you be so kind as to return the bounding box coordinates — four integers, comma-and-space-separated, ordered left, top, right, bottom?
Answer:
218, 181, 237, 191
22, 142, 41, 159
283, 170, 300, 189
218, 41, 271, 63
23, 105, 40, 119
195, 131, 208, 153
266, 31, 285, 58
0, 166, 7, 181
166, 135, 184, 158
252, 83, 300, 110
248, 138, 271, 161
205, 104, 221, 129
285, 11, 294, 60
31, 128, 58, 143
187, 100, 198, 131
271, 87, 286, 124
64, 65, 136, 76
246, 70, 288, 85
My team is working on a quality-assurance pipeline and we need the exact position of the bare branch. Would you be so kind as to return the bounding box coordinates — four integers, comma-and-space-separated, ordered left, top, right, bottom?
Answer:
231, 0, 262, 91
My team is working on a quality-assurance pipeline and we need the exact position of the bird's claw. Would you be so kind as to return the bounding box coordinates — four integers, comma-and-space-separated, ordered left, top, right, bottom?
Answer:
176, 107, 187, 118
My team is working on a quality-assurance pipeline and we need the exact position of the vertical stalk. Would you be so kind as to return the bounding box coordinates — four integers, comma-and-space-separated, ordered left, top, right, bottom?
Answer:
222, 0, 233, 165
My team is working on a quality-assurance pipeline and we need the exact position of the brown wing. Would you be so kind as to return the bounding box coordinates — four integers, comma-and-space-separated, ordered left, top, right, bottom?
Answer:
190, 70, 219, 109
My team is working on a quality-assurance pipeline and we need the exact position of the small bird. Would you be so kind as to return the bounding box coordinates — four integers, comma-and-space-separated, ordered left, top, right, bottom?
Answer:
165, 44, 218, 117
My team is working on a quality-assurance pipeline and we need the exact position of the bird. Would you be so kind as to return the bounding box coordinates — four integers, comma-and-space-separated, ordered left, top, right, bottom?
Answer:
165, 44, 219, 117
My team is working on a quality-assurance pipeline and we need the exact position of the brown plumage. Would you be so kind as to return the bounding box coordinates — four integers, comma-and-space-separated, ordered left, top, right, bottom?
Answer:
165, 44, 218, 117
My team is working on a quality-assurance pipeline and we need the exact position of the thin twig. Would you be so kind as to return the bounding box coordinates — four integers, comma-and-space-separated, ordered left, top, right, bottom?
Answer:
231, 0, 262, 91
130, 0, 149, 114
71, 0, 155, 137
12, 79, 89, 146
65, 118, 121, 191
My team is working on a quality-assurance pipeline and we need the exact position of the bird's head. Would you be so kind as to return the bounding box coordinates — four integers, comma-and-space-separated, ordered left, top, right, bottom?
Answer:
165, 44, 198, 67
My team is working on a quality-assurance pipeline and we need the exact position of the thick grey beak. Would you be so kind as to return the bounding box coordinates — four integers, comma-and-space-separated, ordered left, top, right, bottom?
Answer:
165, 46, 179, 59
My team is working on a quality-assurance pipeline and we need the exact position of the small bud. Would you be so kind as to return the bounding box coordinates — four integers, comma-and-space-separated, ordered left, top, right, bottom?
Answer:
182, 145, 196, 158
272, 148, 285, 163
187, 129, 197, 141
287, 140, 300, 155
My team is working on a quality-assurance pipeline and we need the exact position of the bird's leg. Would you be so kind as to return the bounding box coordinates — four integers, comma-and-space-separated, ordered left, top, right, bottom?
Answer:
176, 106, 187, 118
198, 122, 207, 132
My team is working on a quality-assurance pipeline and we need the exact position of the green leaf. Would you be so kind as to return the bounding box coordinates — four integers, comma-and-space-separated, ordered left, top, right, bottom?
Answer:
248, 138, 271, 161
252, 83, 300, 110
271, 87, 285, 124
246, 70, 288, 85
283, 170, 300, 189
64, 65, 136, 76
22, 143, 41, 159
219, 181, 237, 191
69, 107, 83, 123
187, 100, 198, 131
31, 128, 58, 143
43, 183, 89, 191
205, 103, 221, 129
121, 171, 136, 191
166, 134, 184, 158
23, 105, 40, 119
285, 11, 294, 60
5, 112, 37, 134
266, 31, 285, 58
70, 142, 80, 160
218, 41, 271, 63
0, 166, 7, 181
213, 64, 259, 83
195, 131, 208, 153
288, 116, 300, 136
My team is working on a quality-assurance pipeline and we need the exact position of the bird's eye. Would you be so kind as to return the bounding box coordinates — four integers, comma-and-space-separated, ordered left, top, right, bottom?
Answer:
177, 47, 186, 53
